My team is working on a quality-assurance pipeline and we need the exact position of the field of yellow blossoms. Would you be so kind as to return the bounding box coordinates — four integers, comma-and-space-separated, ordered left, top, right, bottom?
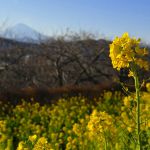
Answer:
0, 33, 150, 149
0, 88, 149, 150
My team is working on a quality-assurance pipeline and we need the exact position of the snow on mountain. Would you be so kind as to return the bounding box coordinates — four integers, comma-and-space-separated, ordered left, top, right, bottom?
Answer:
0, 23, 48, 43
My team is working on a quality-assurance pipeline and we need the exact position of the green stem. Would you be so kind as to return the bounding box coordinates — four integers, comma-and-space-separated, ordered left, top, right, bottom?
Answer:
134, 75, 141, 150
104, 135, 107, 150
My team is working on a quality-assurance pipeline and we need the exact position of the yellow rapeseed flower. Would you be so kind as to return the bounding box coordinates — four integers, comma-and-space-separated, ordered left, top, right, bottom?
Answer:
29, 135, 37, 143
17, 141, 25, 150
123, 96, 131, 107
109, 32, 149, 71
146, 82, 150, 92
127, 127, 133, 133
37, 137, 47, 144
87, 109, 116, 143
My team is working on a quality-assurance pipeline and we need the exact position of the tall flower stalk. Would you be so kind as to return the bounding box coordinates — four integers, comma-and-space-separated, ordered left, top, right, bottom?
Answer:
109, 32, 149, 150
132, 63, 141, 149
134, 73, 141, 149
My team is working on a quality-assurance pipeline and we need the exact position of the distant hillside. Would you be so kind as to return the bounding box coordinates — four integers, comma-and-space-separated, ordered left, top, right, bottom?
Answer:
0, 36, 149, 101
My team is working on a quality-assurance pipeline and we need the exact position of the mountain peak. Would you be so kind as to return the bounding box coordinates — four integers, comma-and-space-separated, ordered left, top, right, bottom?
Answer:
14, 23, 30, 27
0, 23, 48, 43
10, 23, 37, 32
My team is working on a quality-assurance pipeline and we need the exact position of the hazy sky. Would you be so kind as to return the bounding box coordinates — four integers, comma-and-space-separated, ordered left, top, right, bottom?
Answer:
0, 0, 150, 42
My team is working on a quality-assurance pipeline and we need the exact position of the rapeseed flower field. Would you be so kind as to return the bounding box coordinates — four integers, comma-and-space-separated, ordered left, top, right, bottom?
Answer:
0, 33, 150, 150
0, 89, 149, 149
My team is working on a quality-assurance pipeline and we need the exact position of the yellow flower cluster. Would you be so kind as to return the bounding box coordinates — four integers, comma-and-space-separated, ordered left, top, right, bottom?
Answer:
28, 135, 37, 143
0, 120, 8, 143
0, 120, 6, 133
146, 82, 150, 92
120, 93, 150, 132
109, 32, 149, 71
71, 115, 90, 149
87, 110, 117, 148
33, 137, 51, 150
0, 91, 149, 149
17, 136, 53, 150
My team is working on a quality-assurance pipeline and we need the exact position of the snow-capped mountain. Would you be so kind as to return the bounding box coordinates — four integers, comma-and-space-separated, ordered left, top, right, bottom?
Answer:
0, 23, 48, 43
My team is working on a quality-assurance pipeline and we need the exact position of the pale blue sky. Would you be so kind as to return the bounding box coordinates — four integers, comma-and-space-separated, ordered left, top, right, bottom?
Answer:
0, 0, 150, 42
